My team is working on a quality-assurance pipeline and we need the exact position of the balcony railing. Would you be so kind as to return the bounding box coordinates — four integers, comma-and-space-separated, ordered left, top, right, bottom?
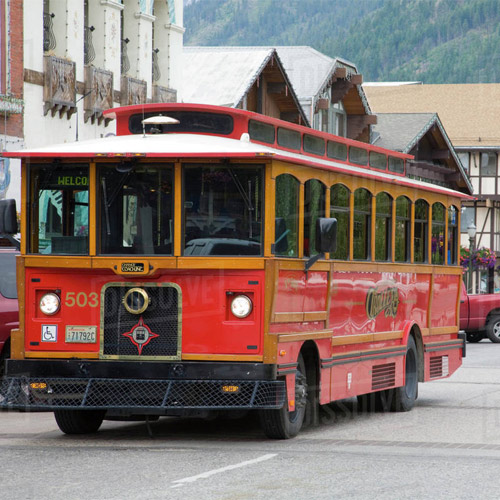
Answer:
43, 12, 56, 52
152, 48, 161, 82
121, 38, 130, 75
84, 25, 96, 65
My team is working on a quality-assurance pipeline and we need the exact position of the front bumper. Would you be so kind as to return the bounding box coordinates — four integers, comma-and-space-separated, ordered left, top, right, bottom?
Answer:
0, 359, 285, 411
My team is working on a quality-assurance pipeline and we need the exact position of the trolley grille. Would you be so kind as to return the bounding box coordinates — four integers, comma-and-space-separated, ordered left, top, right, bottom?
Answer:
102, 284, 180, 358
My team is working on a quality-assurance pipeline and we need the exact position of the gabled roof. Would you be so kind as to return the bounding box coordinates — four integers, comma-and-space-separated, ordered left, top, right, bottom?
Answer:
181, 47, 308, 125
363, 83, 500, 148
373, 112, 440, 152
271, 46, 370, 111
271, 46, 356, 98
373, 112, 473, 194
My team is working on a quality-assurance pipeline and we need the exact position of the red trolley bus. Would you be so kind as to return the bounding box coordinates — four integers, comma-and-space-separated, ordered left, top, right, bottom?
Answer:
0, 103, 467, 438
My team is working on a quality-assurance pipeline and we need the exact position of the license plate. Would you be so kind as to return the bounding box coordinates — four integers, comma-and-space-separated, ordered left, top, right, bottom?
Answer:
65, 326, 97, 343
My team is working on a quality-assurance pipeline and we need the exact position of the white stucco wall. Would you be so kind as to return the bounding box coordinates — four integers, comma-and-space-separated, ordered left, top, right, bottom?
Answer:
23, 0, 184, 152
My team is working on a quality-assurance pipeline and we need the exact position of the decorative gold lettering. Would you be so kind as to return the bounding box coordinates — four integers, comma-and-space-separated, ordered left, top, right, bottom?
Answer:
366, 284, 400, 319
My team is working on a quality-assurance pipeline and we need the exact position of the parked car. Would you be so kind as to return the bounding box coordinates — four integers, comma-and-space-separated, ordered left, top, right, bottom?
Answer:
460, 281, 500, 343
0, 246, 19, 377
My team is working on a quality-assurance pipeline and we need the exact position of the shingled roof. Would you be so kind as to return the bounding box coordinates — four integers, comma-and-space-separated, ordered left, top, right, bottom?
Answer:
364, 83, 500, 148
181, 47, 309, 125
373, 112, 473, 194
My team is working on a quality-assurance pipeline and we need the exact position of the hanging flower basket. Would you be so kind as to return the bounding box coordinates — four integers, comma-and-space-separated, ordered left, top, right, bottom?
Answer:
460, 246, 471, 270
461, 246, 496, 270
473, 247, 496, 269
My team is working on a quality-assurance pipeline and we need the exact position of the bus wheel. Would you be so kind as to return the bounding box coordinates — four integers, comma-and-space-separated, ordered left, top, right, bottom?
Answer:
486, 316, 500, 343
0, 339, 9, 378
259, 354, 308, 439
391, 336, 418, 412
466, 332, 484, 343
54, 410, 105, 434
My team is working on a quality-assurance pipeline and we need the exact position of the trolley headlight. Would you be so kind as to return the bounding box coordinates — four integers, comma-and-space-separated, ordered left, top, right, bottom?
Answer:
39, 293, 61, 315
123, 288, 150, 315
230, 295, 253, 319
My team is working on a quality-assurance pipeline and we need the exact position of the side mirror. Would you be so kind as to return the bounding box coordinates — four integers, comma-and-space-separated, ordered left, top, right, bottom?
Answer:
0, 199, 17, 234
315, 217, 337, 253
273, 217, 289, 254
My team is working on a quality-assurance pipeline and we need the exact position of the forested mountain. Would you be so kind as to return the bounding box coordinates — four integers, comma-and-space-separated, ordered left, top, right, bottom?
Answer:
184, 0, 500, 83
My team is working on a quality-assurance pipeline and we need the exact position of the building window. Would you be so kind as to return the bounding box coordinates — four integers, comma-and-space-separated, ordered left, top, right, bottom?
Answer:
458, 152, 469, 173
481, 152, 497, 176
460, 206, 475, 232
333, 102, 346, 137
320, 108, 329, 133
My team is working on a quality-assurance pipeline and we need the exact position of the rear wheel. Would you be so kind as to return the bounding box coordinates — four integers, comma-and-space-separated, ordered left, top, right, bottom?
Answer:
0, 340, 10, 378
486, 316, 500, 343
259, 354, 308, 439
391, 335, 418, 412
54, 410, 105, 435
466, 332, 484, 343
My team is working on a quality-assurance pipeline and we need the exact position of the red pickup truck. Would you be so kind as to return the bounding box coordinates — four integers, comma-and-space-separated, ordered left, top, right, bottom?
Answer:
460, 281, 500, 343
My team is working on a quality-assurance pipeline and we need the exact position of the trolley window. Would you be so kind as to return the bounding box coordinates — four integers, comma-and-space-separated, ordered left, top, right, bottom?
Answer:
29, 164, 89, 255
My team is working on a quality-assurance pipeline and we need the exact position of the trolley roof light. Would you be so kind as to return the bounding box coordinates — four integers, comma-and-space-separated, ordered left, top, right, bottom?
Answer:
142, 115, 180, 136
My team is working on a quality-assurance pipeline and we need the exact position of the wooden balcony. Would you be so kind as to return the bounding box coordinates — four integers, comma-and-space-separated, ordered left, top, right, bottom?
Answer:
43, 55, 76, 119
84, 66, 113, 125
120, 76, 147, 106
152, 85, 177, 103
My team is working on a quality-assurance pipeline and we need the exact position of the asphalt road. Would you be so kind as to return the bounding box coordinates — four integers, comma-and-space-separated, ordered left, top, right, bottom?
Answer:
1, 342, 500, 500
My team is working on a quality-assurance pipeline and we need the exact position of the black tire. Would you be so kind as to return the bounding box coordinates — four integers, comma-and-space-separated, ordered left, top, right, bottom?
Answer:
357, 388, 393, 413
466, 331, 484, 343
391, 335, 418, 412
259, 354, 308, 439
0, 340, 10, 378
486, 316, 500, 343
54, 410, 105, 435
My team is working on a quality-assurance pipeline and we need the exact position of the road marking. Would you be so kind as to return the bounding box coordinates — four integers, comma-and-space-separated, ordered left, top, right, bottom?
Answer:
171, 453, 277, 488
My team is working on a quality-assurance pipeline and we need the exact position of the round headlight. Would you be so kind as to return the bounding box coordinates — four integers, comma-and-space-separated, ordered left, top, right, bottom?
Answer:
39, 293, 61, 315
230, 295, 253, 319
123, 288, 150, 315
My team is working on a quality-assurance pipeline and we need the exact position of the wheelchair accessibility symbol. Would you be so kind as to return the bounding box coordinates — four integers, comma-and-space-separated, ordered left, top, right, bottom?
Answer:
42, 325, 57, 342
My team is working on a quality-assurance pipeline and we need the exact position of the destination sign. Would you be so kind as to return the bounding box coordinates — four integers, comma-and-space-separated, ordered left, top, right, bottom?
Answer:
57, 176, 88, 186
